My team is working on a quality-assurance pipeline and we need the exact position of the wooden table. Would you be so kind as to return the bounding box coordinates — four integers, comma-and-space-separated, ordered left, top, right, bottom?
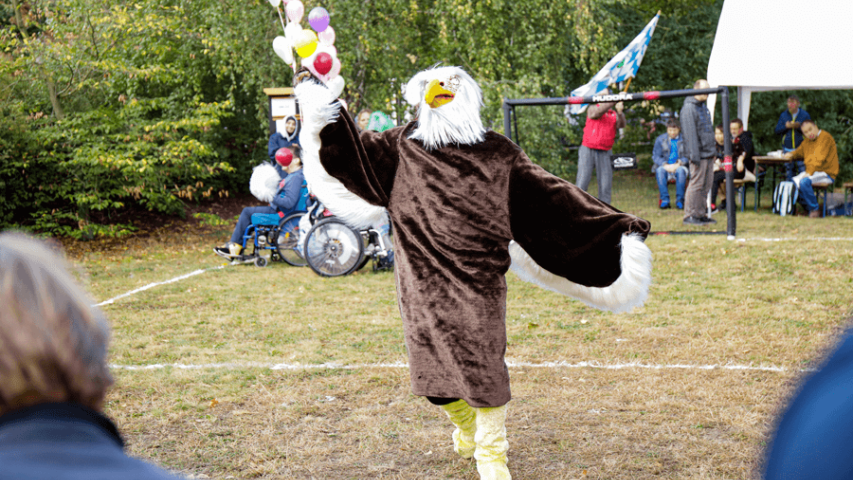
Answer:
753, 156, 791, 211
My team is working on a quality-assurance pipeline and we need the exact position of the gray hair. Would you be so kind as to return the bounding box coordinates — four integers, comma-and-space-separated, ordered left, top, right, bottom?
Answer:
0, 233, 113, 415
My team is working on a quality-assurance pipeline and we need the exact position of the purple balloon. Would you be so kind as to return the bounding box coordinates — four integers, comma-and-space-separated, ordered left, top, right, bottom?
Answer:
308, 7, 330, 33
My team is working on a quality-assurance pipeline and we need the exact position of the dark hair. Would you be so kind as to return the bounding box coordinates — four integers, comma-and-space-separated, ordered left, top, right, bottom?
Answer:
787, 95, 800, 102
289, 145, 302, 159
714, 124, 724, 132
800, 119, 816, 128
666, 119, 680, 129
731, 118, 743, 129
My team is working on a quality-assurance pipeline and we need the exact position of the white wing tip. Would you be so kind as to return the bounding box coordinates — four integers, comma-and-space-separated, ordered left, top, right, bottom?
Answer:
509, 234, 652, 313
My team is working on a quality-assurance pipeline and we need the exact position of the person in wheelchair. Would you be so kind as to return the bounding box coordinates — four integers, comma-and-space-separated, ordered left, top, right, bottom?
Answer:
214, 146, 305, 258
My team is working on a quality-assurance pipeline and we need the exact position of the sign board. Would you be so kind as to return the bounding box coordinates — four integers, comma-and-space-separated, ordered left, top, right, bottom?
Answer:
263, 87, 298, 135
271, 97, 297, 121
611, 153, 638, 170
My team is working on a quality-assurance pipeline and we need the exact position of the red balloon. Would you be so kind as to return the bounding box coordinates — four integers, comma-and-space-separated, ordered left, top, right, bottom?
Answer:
275, 148, 293, 167
314, 52, 333, 76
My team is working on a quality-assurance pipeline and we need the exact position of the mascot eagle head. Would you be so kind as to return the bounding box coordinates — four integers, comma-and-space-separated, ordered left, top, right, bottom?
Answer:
403, 66, 486, 150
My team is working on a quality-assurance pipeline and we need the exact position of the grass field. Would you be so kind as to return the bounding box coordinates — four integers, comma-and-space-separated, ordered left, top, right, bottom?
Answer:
62, 172, 853, 480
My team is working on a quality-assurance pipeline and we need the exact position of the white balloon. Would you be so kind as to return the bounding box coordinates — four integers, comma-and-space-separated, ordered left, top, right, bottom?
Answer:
268, 0, 281, 7
327, 76, 345, 99
272, 36, 294, 65
284, 22, 302, 43
318, 25, 335, 46
285, 0, 304, 23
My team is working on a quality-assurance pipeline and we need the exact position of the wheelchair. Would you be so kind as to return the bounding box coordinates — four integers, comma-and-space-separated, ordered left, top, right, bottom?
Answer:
225, 211, 308, 268
299, 199, 394, 277
225, 181, 313, 268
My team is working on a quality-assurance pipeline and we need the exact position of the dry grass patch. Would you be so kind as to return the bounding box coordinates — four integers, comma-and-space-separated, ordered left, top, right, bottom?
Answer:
60, 212, 853, 478
109, 366, 799, 479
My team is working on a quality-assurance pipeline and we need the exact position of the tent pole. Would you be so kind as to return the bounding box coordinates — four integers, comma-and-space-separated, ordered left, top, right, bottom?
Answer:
503, 99, 512, 142
721, 86, 736, 238
737, 87, 752, 131
512, 106, 520, 147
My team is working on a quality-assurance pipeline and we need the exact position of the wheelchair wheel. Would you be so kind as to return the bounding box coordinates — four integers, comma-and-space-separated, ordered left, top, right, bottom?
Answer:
349, 230, 374, 273
277, 212, 308, 267
303, 217, 365, 277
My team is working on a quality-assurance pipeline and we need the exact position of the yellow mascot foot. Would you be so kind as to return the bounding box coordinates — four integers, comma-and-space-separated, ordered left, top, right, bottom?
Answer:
474, 404, 511, 480
440, 399, 477, 459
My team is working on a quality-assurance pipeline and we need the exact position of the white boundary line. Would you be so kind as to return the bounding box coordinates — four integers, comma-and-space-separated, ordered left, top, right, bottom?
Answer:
91, 235, 853, 306
93, 266, 226, 307
109, 360, 813, 373
739, 237, 853, 242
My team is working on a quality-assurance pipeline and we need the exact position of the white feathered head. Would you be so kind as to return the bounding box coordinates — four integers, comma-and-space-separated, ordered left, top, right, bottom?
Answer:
403, 65, 486, 150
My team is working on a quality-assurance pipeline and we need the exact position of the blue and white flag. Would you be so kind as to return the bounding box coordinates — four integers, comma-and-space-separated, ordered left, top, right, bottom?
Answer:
569, 14, 659, 115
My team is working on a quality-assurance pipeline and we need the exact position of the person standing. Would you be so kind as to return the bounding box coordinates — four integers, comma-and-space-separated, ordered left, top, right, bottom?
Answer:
356, 109, 372, 132
680, 79, 717, 226
774, 95, 811, 181
576, 97, 626, 205
268, 115, 301, 159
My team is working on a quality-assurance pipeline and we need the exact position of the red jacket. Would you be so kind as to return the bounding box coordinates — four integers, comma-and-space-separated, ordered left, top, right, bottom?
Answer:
582, 108, 619, 151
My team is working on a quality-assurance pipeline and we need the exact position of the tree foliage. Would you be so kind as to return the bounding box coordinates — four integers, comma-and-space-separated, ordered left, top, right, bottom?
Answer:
2, 0, 851, 237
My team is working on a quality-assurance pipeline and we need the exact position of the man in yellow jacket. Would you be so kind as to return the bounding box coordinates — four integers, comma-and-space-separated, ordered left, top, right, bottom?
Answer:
784, 119, 839, 218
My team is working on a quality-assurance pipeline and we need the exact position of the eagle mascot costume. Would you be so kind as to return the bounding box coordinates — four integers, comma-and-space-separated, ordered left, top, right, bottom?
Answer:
294, 66, 652, 480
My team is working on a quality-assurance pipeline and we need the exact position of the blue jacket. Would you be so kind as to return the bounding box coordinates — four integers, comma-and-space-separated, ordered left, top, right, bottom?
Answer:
271, 169, 307, 213
267, 120, 301, 163
679, 96, 716, 163
774, 109, 811, 150
764, 328, 853, 480
651, 133, 686, 173
0, 402, 182, 480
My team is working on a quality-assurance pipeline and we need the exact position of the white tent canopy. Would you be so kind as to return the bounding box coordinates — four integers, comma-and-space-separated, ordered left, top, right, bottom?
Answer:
707, 0, 853, 130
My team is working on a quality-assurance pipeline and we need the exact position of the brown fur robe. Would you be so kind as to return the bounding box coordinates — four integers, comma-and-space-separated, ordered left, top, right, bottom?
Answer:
312, 108, 650, 408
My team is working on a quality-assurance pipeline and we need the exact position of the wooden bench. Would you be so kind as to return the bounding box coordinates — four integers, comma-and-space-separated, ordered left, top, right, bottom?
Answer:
811, 181, 833, 217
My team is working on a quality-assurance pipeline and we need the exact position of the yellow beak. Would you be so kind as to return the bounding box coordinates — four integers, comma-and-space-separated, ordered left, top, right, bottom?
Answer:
425, 79, 455, 109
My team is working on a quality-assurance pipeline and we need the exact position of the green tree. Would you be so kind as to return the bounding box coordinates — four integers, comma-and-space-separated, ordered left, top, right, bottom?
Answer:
18, 0, 846, 237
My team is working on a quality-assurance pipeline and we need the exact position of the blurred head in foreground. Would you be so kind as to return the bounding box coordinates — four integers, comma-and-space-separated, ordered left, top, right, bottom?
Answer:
764, 324, 853, 480
0, 232, 113, 417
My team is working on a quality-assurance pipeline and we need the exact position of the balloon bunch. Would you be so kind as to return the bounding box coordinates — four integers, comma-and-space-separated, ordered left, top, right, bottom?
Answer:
269, 0, 344, 97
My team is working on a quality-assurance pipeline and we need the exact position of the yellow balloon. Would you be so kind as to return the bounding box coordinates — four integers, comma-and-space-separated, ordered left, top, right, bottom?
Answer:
296, 39, 318, 58
294, 30, 318, 58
